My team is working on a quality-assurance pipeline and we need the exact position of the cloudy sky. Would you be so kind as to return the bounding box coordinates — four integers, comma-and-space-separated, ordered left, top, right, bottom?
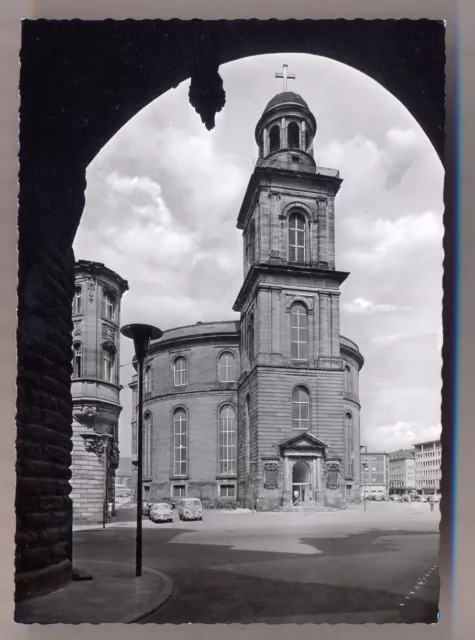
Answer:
74, 53, 444, 458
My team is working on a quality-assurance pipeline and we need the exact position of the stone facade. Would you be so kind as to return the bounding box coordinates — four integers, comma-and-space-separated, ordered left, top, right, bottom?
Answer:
69, 261, 128, 525
132, 91, 364, 511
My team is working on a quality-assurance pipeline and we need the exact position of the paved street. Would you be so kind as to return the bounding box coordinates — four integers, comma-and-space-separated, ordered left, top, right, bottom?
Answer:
73, 502, 440, 624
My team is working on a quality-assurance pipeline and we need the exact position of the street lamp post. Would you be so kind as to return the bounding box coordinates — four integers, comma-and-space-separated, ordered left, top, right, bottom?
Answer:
120, 323, 162, 578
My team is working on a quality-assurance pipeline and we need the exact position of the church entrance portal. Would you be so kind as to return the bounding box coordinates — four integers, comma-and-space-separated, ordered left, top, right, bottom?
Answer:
292, 460, 311, 506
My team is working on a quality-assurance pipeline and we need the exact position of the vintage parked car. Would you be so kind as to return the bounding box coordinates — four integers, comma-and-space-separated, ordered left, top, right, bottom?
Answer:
176, 498, 203, 521
149, 503, 174, 524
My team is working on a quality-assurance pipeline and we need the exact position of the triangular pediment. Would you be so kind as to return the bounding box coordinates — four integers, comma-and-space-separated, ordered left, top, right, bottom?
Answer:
279, 432, 328, 451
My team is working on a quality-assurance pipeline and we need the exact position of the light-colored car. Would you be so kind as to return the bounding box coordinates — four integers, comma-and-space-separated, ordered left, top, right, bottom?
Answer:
149, 502, 174, 523
176, 498, 203, 521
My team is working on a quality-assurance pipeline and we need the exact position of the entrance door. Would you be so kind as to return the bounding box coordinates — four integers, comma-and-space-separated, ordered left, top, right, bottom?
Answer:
292, 460, 311, 506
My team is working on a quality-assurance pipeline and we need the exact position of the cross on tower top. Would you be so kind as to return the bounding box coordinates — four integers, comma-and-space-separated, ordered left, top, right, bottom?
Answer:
275, 64, 296, 91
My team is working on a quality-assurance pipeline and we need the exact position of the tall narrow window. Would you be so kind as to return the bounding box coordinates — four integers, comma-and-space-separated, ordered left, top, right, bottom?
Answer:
219, 404, 237, 475
344, 365, 352, 393
174, 356, 188, 386
173, 408, 187, 476
292, 386, 310, 430
102, 290, 116, 322
288, 121, 300, 149
269, 124, 280, 153
73, 286, 83, 315
290, 303, 308, 360
247, 222, 256, 266
218, 351, 236, 382
305, 129, 310, 152
144, 365, 152, 394
345, 412, 354, 477
289, 213, 306, 262
102, 347, 115, 383
247, 313, 255, 361
72, 342, 82, 378
144, 412, 152, 478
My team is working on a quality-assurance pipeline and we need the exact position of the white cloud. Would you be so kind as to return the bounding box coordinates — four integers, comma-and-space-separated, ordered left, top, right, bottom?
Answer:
342, 297, 398, 315
362, 422, 442, 452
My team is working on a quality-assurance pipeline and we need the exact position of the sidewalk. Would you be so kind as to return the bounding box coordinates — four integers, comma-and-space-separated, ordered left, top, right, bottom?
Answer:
14, 561, 173, 624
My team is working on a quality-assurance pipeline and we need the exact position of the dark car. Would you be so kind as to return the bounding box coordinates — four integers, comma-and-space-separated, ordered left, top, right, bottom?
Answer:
160, 498, 176, 510
142, 502, 152, 516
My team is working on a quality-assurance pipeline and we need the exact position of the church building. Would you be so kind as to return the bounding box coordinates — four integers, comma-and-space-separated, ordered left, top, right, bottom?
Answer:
130, 73, 364, 510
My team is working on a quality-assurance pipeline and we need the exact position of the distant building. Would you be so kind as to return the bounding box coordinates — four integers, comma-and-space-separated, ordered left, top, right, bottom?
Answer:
70, 260, 129, 524
388, 449, 416, 495
360, 451, 389, 499
116, 456, 133, 490
414, 439, 441, 495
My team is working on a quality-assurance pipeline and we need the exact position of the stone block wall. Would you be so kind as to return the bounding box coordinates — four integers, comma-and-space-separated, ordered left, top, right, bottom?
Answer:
15, 244, 75, 602
70, 422, 107, 524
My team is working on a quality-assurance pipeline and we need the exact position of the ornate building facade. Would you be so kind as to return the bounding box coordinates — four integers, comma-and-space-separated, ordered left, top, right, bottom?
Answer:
131, 87, 365, 511
70, 260, 129, 524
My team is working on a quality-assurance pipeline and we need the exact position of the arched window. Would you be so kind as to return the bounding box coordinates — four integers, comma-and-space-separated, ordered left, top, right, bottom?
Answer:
344, 365, 352, 393
292, 386, 310, 430
219, 404, 237, 475
102, 289, 116, 322
144, 365, 152, 394
345, 412, 354, 477
288, 121, 300, 149
288, 213, 306, 262
172, 408, 187, 476
269, 124, 280, 153
247, 313, 255, 361
218, 351, 236, 382
102, 346, 115, 383
73, 286, 83, 315
144, 412, 152, 478
72, 342, 82, 378
174, 356, 188, 386
247, 222, 256, 266
290, 303, 308, 360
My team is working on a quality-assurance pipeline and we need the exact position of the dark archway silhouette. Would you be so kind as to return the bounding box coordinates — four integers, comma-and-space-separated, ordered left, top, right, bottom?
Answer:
15, 19, 449, 605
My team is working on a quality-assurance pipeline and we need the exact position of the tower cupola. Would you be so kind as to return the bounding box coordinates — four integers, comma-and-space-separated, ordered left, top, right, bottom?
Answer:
255, 65, 317, 170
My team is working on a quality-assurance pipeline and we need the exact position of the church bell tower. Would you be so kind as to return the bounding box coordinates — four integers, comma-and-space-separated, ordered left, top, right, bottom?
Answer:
234, 66, 360, 511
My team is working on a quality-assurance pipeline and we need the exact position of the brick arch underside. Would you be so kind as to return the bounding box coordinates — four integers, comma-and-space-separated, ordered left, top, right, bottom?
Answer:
16, 19, 445, 602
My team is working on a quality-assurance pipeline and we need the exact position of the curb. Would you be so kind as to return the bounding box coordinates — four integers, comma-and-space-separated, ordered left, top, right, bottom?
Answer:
120, 567, 174, 623
70, 560, 174, 624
